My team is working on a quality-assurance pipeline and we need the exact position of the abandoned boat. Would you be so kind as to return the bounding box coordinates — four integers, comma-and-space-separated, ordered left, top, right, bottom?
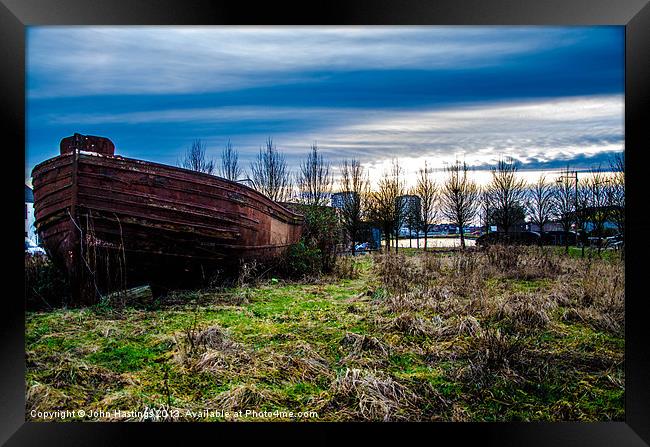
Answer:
31, 134, 304, 305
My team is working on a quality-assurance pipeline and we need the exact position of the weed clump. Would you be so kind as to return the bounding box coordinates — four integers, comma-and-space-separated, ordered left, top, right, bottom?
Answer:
457, 315, 482, 337
332, 256, 360, 280
496, 292, 555, 332
390, 313, 434, 338
210, 383, 278, 414
323, 368, 420, 421
175, 323, 245, 372
461, 328, 523, 387
485, 244, 522, 274
279, 343, 334, 382
553, 259, 624, 335
373, 253, 419, 294
283, 241, 324, 279
340, 332, 390, 361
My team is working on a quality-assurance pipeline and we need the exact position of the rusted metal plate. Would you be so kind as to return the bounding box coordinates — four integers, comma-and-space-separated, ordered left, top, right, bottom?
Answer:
32, 135, 304, 304
60, 133, 115, 156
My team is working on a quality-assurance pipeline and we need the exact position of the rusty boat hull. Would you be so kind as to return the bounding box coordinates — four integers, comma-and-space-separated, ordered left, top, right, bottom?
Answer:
32, 147, 304, 304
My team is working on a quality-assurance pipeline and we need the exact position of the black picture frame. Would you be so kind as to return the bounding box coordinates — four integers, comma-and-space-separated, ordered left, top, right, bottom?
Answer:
2, 0, 649, 445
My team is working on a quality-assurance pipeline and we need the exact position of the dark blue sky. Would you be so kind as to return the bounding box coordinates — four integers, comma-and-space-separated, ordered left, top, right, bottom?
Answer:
26, 26, 624, 186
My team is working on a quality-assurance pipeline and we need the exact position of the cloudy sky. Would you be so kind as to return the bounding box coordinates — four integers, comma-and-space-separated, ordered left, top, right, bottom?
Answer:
26, 26, 624, 188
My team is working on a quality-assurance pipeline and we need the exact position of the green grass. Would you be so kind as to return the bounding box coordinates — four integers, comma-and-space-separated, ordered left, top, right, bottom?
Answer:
554, 245, 623, 263
25, 249, 623, 422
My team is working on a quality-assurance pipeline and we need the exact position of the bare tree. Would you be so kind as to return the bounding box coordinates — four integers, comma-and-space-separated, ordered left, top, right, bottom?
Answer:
439, 161, 479, 250
403, 191, 422, 248
415, 161, 437, 251
367, 190, 391, 254
583, 165, 611, 255
250, 138, 292, 202
297, 143, 333, 207
551, 167, 576, 254
526, 175, 554, 241
180, 139, 215, 174
391, 161, 408, 253
478, 186, 493, 235
368, 159, 406, 253
576, 179, 591, 257
607, 153, 625, 236
487, 157, 527, 234
338, 159, 369, 255
220, 139, 242, 181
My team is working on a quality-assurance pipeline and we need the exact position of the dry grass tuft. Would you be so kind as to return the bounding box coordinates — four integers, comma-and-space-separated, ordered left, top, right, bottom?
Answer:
193, 325, 238, 351
194, 349, 252, 374
332, 257, 360, 280
373, 253, 420, 293
279, 343, 334, 382
461, 328, 523, 386
175, 324, 245, 370
28, 351, 127, 389
552, 259, 624, 335
383, 293, 423, 313
26, 382, 72, 416
496, 292, 555, 332
485, 244, 522, 274
420, 252, 444, 276
340, 332, 390, 362
457, 315, 483, 337
390, 313, 434, 337
484, 244, 564, 280
210, 383, 277, 413
323, 368, 420, 421
561, 307, 621, 335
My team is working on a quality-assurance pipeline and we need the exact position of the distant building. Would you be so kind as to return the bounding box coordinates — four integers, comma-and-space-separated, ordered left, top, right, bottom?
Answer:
331, 191, 358, 209
431, 223, 457, 234
25, 185, 39, 244
398, 195, 421, 232
398, 195, 421, 215
527, 221, 565, 232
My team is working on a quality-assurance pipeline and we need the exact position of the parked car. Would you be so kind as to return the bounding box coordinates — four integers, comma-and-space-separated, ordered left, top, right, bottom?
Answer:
604, 233, 624, 249
25, 238, 46, 256
354, 242, 369, 252
476, 231, 541, 247
587, 236, 602, 247
540, 230, 578, 246
475, 232, 502, 247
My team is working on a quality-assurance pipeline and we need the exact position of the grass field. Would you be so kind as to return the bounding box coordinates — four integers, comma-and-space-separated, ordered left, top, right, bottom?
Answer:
25, 245, 624, 421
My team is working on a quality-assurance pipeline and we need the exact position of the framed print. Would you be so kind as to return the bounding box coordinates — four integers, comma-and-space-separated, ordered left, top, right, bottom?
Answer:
2, 0, 649, 445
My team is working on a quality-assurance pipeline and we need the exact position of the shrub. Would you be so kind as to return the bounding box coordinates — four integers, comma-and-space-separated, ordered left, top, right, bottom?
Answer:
280, 204, 341, 278
25, 255, 70, 310
283, 240, 323, 278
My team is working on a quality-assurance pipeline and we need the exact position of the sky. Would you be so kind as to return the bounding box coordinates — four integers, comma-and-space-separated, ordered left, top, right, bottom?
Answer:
26, 26, 624, 189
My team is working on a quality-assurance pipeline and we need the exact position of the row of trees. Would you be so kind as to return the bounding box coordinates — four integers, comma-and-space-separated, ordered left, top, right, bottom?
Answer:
180, 138, 310, 203
180, 138, 625, 254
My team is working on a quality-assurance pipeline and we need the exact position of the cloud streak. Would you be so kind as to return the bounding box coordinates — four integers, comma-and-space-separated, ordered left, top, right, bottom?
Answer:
27, 26, 617, 98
